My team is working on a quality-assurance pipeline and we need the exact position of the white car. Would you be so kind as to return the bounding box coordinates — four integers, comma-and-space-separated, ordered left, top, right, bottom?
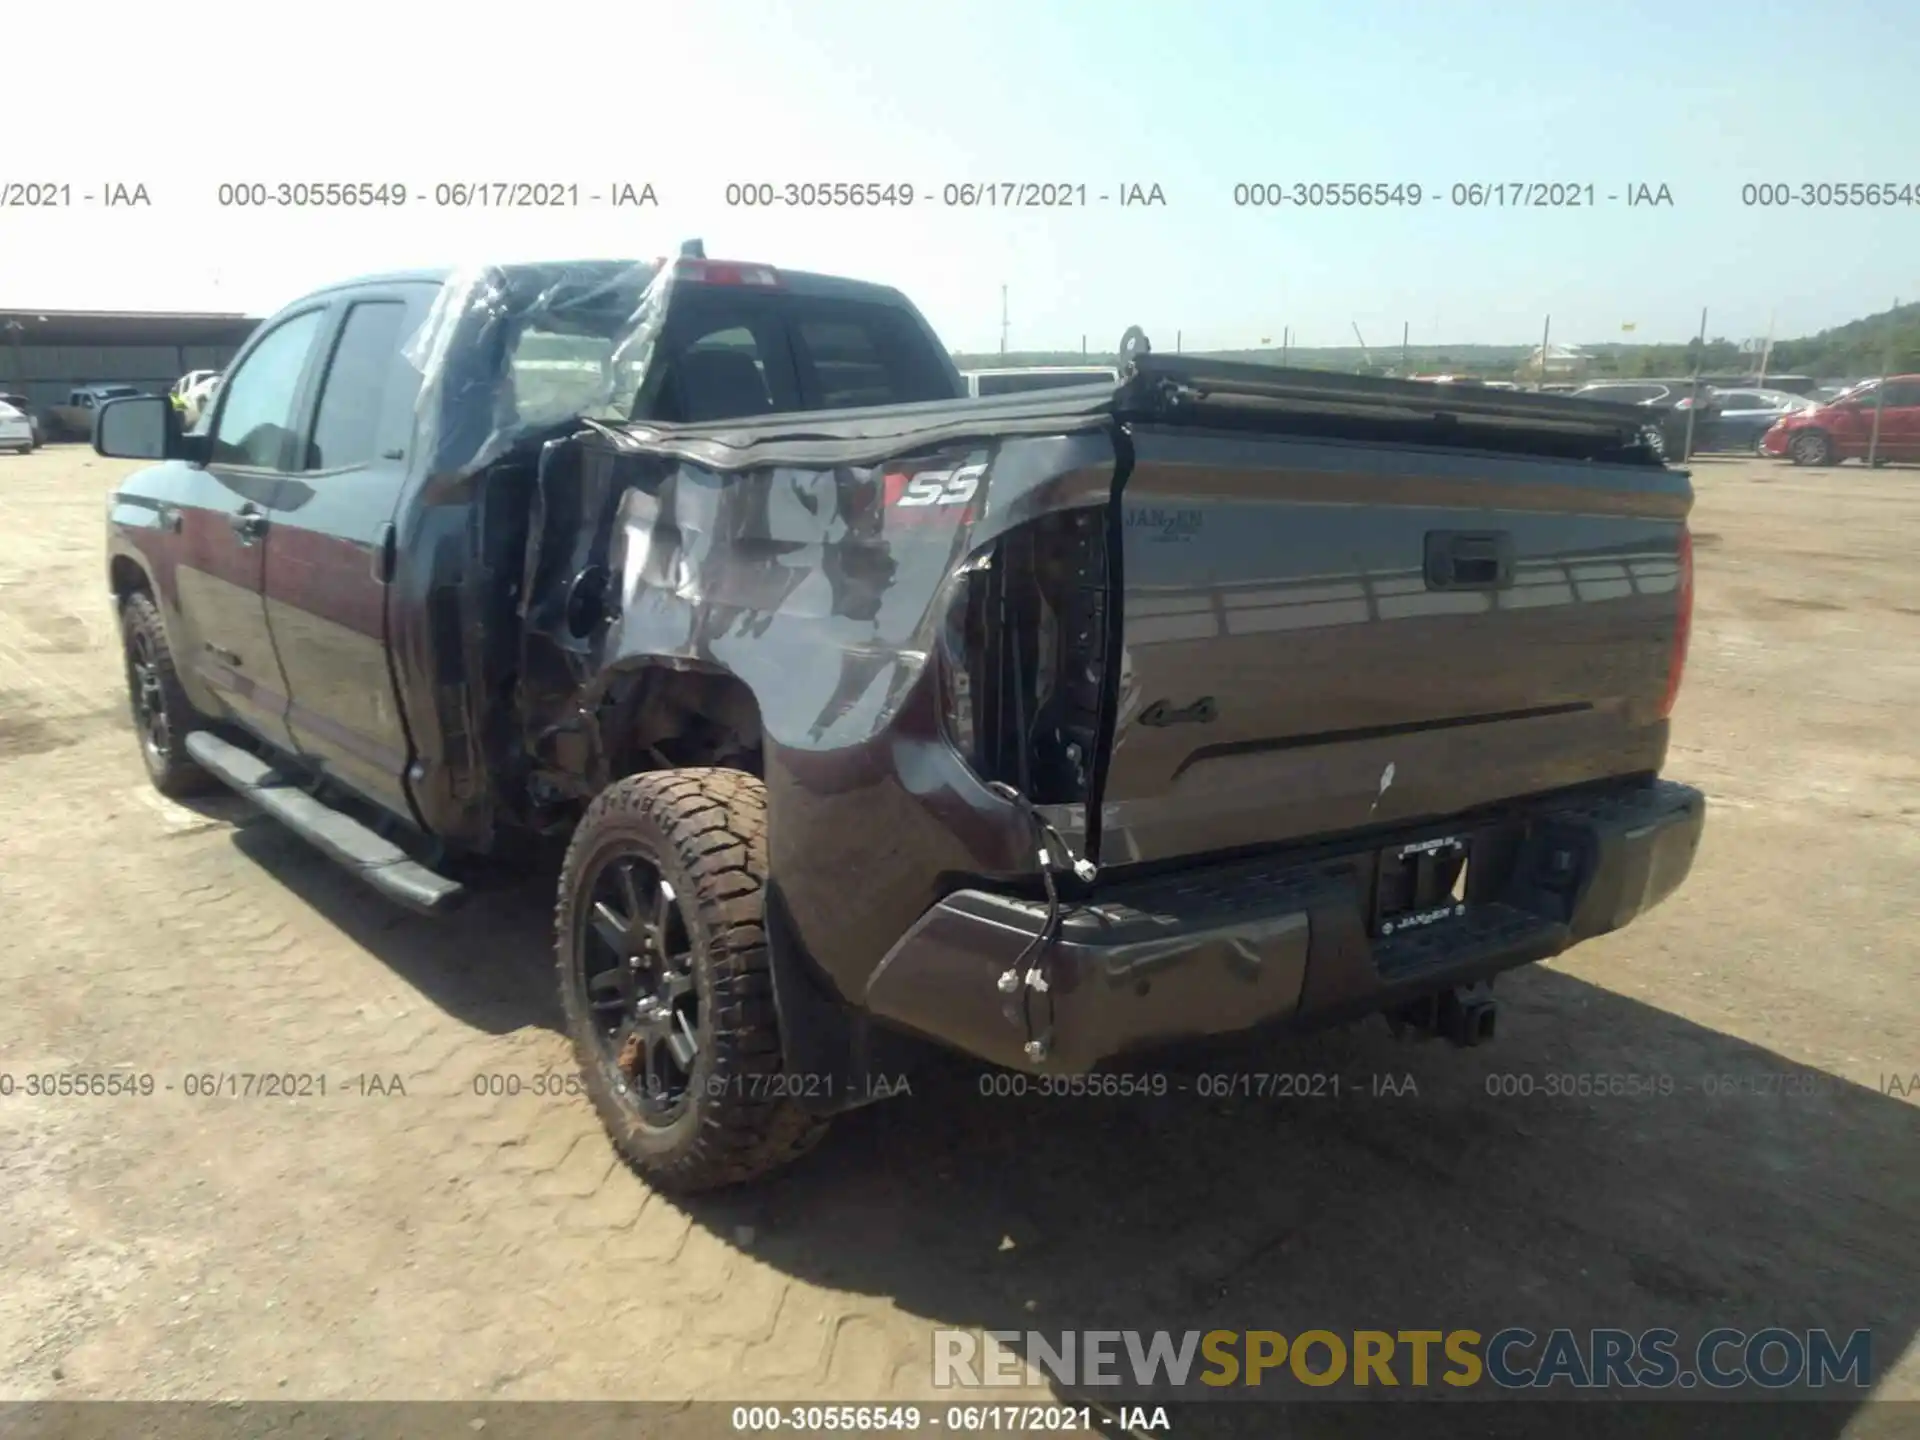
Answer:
0, 400, 36, 453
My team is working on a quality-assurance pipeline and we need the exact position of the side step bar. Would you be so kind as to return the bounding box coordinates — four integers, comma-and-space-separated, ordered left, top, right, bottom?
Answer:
183, 731, 466, 916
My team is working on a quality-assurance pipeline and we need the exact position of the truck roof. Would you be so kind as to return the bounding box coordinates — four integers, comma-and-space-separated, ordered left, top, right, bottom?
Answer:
310, 259, 916, 308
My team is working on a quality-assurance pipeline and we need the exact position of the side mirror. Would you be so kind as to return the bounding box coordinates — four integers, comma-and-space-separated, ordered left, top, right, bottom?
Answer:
94, 394, 179, 460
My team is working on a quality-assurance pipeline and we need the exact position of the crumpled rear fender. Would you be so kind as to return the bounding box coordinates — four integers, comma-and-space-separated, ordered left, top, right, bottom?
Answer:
521, 422, 1119, 1002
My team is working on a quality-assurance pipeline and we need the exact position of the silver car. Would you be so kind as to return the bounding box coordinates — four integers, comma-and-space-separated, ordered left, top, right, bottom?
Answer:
0, 400, 37, 452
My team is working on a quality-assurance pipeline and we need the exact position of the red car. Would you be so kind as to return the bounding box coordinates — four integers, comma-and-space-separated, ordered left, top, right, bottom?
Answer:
1761, 375, 1920, 465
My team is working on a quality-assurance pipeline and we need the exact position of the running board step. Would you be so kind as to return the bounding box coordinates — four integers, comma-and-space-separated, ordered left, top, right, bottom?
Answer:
183, 731, 466, 916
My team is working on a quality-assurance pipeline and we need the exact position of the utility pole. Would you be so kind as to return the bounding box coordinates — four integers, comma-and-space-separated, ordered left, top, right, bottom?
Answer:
1682, 306, 1708, 461
999, 286, 1008, 355
1282, 326, 1290, 364
1401, 320, 1410, 377
1539, 314, 1552, 386
1755, 310, 1775, 385
1867, 297, 1897, 467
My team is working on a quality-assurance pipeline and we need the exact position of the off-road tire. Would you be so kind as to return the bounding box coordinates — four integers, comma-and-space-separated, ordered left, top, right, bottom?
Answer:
555, 768, 830, 1191
120, 591, 214, 798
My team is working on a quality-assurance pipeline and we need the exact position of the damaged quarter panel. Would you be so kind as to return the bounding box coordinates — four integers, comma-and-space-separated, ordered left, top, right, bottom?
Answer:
521, 418, 1121, 1003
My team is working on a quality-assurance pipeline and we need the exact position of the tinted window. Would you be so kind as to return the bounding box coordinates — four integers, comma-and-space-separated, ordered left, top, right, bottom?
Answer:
1879, 380, 1920, 407
212, 309, 326, 469
305, 300, 408, 470
1718, 391, 1762, 409
790, 300, 956, 409
800, 319, 895, 408
662, 321, 781, 422
624, 289, 958, 422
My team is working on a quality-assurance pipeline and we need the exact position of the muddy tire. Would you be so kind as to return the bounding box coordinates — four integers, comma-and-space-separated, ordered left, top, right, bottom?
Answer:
120, 592, 214, 798
555, 768, 829, 1192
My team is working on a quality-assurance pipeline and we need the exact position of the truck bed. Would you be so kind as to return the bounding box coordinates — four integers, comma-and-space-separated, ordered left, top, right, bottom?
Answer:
591, 354, 1684, 873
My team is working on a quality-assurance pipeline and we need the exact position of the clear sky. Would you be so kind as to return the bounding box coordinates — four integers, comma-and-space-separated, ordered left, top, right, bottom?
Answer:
6, 0, 1915, 352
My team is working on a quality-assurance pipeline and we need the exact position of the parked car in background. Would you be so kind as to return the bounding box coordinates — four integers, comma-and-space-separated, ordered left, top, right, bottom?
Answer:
1761, 376, 1920, 465
0, 400, 35, 452
1570, 379, 1723, 457
1696, 373, 1818, 398
171, 370, 220, 401
963, 365, 1119, 396
178, 372, 222, 429
1570, 379, 1697, 407
1708, 388, 1813, 452
47, 384, 147, 441
0, 393, 42, 448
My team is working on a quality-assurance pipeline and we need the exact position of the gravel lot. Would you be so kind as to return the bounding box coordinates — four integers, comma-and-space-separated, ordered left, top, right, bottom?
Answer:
1, 446, 1915, 1433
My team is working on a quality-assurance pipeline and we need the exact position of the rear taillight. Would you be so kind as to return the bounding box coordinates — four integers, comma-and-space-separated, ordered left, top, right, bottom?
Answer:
1660, 527, 1694, 719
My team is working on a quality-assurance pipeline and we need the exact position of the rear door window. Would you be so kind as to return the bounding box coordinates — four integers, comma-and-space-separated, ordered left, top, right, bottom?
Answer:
304, 299, 409, 471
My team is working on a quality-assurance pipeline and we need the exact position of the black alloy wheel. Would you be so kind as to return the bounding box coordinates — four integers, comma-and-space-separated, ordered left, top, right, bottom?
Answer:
119, 591, 211, 797
575, 850, 701, 1124
126, 626, 171, 771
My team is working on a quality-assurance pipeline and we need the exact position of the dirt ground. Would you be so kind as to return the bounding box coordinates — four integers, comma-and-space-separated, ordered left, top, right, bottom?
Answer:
1, 446, 1916, 1433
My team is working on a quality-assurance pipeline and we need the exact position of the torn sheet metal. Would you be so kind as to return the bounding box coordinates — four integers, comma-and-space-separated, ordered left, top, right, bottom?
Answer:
518, 421, 1121, 1000
400, 258, 669, 480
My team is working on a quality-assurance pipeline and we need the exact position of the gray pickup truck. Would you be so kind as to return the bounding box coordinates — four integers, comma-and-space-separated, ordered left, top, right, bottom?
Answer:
94, 250, 1704, 1190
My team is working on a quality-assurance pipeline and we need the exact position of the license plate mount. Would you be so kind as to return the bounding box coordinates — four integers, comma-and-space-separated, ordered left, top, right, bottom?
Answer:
1373, 833, 1471, 938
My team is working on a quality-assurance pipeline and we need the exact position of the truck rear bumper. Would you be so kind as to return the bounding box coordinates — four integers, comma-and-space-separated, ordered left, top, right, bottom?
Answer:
863, 779, 1705, 1073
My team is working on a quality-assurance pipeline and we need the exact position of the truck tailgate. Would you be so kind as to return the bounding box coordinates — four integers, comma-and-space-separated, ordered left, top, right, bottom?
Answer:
1097, 424, 1690, 867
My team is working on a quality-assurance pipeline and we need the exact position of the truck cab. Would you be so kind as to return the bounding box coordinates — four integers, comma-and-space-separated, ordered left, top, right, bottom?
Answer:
99, 256, 963, 850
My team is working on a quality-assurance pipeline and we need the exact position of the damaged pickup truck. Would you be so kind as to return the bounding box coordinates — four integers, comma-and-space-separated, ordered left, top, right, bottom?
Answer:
96, 249, 1706, 1190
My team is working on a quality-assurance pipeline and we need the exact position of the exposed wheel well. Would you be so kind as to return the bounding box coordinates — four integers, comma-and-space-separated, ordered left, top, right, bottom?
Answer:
603, 665, 764, 780
110, 555, 152, 602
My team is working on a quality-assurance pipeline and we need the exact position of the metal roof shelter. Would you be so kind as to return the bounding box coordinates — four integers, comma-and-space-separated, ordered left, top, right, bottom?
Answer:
0, 308, 264, 416
0, 309, 263, 347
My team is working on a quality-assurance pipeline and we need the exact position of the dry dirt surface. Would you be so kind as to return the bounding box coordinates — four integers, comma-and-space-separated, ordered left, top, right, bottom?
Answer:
1, 446, 1916, 1436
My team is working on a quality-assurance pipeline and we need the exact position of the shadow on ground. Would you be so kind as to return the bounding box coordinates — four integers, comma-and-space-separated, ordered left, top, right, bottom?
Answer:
218, 817, 1916, 1439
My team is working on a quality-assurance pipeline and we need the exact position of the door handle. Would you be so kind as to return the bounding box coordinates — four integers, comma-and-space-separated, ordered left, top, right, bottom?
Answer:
230, 505, 267, 542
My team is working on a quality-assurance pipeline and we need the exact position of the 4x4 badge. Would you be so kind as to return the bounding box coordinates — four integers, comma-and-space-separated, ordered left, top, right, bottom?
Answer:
1138, 696, 1218, 727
